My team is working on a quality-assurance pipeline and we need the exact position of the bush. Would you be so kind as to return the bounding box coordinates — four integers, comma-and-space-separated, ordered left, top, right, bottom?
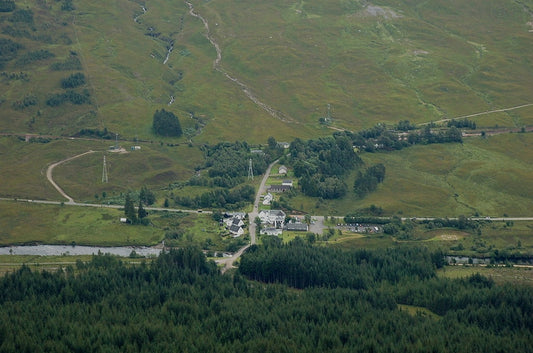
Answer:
16, 50, 55, 66
0, 0, 15, 12
8, 8, 33, 23
12, 94, 37, 110
61, 0, 74, 11
46, 89, 90, 106
0, 38, 23, 62
61, 72, 85, 88
50, 56, 82, 71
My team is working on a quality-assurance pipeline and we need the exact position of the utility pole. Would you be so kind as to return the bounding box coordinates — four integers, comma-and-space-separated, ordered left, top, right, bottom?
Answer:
248, 158, 254, 180
102, 155, 108, 183
325, 103, 331, 123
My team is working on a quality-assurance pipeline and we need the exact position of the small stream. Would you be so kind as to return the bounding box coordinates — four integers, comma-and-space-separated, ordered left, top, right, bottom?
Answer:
163, 42, 174, 64
134, 5, 147, 23
0, 245, 162, 257
185, 1, 291, 123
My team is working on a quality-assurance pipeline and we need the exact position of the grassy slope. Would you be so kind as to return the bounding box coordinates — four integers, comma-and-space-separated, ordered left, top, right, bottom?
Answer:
0, 0, 97, 134
287, 133, 533, 217
0, 136, 202, 202
201, 0, 533, 131
1, 0, 532, 141
53, 143, 203, 202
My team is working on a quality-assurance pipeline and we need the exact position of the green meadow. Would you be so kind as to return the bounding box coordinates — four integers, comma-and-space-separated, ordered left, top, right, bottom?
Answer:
285, 133, 533, 217
0, 200, 246, 252
0, 201, 163, 246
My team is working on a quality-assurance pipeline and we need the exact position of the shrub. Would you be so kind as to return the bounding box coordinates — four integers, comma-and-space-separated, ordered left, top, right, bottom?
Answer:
61, 72, 85, 88
0, 0, 15, 12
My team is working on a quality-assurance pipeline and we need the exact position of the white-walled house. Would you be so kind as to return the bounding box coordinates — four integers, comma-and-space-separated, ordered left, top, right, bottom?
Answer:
258, 210, 286, 229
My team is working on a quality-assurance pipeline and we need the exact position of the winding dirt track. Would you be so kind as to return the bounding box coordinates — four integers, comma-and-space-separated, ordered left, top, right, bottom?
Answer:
46, 150, 96, 203
422, 103, 533, 125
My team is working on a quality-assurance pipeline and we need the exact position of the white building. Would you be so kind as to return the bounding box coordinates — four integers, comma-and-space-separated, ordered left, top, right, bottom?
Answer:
229, 224, 244, 237
258, 209, 286, 229
262, 193, 273, 205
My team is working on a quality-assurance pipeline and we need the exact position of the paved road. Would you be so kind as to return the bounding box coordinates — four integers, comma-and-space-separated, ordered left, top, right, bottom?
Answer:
218, 158, 279, 273
249, 158, 280, 245
0, 198, 211, 215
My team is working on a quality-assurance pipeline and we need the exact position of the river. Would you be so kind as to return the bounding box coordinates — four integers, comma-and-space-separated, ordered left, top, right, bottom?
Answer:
0, 244, 162, 257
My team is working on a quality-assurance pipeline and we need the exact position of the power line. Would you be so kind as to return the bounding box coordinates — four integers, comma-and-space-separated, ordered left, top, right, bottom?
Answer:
248, 158, 254, 180
102, 155, 108, 183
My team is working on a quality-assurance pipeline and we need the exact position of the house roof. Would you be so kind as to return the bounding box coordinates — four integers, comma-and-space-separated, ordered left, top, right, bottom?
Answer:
258, 209, 286, 219
229, 225, 243, 233
231, 218, 243, 226
285, 223, 308, 231
268, 185, 291, 192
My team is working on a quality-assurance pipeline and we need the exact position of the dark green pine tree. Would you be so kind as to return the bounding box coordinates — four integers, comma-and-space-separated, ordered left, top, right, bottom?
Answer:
138, 199, 147, 220
152, 109, 182, 137
124, 193, 137, 224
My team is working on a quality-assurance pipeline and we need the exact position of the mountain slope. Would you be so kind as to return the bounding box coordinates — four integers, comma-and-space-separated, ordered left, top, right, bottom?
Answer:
1, 0, 532, 143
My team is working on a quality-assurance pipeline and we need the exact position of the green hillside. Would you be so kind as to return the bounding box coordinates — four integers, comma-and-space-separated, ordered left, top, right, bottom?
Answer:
1, 0, 532, 239
1, 0, 532, 142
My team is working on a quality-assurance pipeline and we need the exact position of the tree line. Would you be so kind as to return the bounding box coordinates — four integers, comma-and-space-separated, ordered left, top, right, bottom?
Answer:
288, 134, 362, 199
173, 140, 274, 208
174, 184, 255, 210
343, 121, 463, 153
239, 237, 441, 288
0, 246, 531, 352
284, 120, 463, 200
202, 141, 271, 179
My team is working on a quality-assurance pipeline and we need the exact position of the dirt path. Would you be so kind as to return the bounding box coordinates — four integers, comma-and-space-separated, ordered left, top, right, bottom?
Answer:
423, 103, 533, 125
185, 2, 292, 123
46, 150, 96, 203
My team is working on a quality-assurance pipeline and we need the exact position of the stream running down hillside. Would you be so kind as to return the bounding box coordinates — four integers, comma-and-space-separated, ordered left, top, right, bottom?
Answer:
185, 1, 292, 123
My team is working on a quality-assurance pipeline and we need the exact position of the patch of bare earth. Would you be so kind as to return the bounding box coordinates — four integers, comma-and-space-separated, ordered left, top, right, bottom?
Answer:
358, 4, 402, 19
441, 234, 459, 241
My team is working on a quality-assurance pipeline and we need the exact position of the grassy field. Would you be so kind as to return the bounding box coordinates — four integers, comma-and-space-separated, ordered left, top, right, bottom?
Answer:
0, 136, 203, 202
286, 133, 533, 217
438, 266, 533, 286
0, 201, 164, 246
325, 219, 533, 260
53, 142, 203, 203
0, 199, 248, 253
